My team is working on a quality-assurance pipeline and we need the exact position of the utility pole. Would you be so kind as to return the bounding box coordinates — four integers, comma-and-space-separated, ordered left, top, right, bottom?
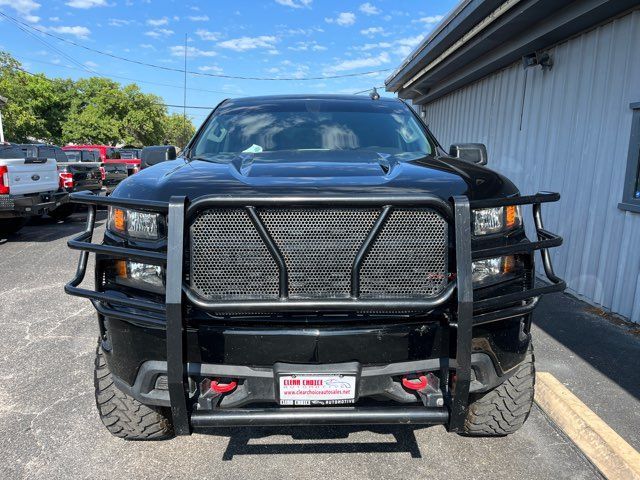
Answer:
0, 95, 7, 143
183, 33, 187, 148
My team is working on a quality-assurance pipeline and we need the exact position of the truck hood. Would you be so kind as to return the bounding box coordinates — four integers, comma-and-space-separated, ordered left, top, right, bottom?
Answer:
112, 151, 519, 202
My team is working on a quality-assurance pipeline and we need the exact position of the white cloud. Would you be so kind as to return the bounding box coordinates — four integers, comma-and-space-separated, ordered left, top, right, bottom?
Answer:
84, 60, 98, 67
395, 34, 424, 56
275, 0, 312, 8
49, 16, 60, 21
146, 17, 168, 26
354, 34, 424, 57
195, 29, 220, 41
359, 3, 380, 15
0, 0, 40, 21
108, 18, 131, 27
46, 25, 91, 38
284, 27, 324, 36
325, 12, 355, 26
65, 0, 108, 8
325, 51, 389, 73
360, 41, 391, 51
416, 15, 444, 25
198, 65, 223, 73
139, 43, 155, 49
144, 28, 174, 38
288, 40, 326, 51
188, 15, 209, 21
169, 45, 217, 57
360, 26, 385, 36
217, 35, 277, 52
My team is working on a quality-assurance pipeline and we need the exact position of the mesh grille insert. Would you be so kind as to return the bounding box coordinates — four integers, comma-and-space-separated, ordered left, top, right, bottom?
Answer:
359, 208, 448, 298
189, 206, 449, 305
190, 208, 279, 300
259, 208, 379, 299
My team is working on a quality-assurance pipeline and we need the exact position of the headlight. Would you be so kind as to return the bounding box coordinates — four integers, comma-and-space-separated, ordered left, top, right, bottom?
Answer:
472, 255, 523, 287
112, 260, 165, 293
108, 207, 163, 240
472, 205, 522, 235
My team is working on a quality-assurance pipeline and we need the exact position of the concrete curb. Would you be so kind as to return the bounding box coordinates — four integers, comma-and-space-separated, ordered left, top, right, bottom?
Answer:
535, 372, 640, 480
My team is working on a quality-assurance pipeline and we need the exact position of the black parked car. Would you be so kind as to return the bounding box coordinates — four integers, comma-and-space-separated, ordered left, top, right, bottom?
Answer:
65, 95, 564, 440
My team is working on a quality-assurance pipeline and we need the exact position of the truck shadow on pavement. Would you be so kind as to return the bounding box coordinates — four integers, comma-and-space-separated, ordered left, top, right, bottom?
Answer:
533, 292, 640, 403
213, 425, 425, 460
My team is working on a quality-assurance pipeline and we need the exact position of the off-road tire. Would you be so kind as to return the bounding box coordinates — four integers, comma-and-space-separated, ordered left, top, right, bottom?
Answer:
462, 344, 535, 436
48, 204, 75, 221
94, 341, 174, 440
0, 217, 28, 237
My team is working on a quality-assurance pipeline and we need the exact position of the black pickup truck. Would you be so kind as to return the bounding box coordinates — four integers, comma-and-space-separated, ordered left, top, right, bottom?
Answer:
18, 145, 105, 221
65, 95, 565, 440
63, 148, 128, 195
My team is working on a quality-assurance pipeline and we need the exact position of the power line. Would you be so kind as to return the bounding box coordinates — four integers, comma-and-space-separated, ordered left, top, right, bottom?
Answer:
0, 10, 394, 81
5, 14, 100, 78
16, 56, 235, 95
8, 66, 216, 111
353, 86, 385, 95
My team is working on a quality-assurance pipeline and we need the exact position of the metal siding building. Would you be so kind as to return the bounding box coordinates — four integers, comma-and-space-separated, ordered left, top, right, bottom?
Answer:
387, 2, 640, 323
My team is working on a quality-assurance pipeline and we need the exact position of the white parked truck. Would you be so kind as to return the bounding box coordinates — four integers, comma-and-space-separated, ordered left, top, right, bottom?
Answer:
0, 144, 68, 236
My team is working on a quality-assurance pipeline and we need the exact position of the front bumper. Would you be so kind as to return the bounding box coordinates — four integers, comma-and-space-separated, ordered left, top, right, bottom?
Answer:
0, 191, 68, 218
65, 191, 565, 432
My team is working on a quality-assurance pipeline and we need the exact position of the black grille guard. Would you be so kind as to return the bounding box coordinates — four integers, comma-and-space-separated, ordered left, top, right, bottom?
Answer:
65, 191, 565, 434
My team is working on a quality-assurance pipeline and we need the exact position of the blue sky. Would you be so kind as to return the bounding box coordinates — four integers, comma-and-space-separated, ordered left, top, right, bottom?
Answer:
0, 0, 457, 126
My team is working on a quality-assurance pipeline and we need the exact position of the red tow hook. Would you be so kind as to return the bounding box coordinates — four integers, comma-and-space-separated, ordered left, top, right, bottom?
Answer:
211, 379, 237, 393
402, 375, 428, 391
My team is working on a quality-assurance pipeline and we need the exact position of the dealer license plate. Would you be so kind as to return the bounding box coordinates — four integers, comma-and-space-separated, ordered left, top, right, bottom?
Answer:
278, 374, 356, 406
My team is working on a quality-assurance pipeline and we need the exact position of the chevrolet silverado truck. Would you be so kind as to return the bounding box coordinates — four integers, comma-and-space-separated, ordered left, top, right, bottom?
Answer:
65, 95, 565, 440
0, 144, 67, 236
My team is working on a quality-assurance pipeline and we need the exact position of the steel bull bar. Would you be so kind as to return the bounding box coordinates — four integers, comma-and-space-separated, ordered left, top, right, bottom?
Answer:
65, 191, 565, 434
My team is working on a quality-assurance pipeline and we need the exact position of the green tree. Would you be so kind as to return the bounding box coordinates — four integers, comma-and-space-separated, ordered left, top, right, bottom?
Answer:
0, 50, 197, 147
0, 52, 72, 143
120, 85, 167, 146
163, 113, 196, 149
61, 77, 128, 145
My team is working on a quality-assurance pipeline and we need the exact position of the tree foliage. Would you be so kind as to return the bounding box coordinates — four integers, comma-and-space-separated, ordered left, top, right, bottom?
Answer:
163, 113, 197, 148
0, 51, 195, 147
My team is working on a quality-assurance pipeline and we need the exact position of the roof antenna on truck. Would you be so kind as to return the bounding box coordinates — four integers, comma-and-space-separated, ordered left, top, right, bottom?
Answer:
369, 87, 380, 100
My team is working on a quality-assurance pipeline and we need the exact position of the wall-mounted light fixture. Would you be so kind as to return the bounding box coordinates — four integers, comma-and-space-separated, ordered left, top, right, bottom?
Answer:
522, 52, 553, 71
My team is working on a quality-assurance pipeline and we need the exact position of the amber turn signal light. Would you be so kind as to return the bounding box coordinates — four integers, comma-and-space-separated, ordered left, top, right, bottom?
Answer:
115, 259, 128, 278
112, 208, 126, 232
505, 205, 518, 228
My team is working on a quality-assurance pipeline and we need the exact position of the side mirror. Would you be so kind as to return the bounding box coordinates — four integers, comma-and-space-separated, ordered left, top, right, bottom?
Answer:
449, 143, 488, 166
140, 145, 177, 169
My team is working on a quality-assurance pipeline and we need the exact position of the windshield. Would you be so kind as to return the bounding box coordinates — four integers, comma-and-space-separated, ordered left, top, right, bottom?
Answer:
192, 99, 432, 158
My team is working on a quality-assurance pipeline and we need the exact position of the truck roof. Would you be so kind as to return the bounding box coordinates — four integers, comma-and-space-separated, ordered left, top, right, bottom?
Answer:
229, 93, 398, 102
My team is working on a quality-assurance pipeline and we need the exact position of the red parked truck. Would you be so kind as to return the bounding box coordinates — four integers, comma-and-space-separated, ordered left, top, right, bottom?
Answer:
63, 145, 140, 176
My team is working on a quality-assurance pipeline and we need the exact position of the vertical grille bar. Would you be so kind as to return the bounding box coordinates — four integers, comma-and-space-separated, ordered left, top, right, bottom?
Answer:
350, 205, 392, 298
246, 206, 289, 299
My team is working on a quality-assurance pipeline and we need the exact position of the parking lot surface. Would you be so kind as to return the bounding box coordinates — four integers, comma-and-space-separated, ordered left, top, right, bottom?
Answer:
1, 212, 632, 479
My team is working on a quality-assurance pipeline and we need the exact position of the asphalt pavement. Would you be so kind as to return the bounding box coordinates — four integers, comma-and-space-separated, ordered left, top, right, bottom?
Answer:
0, 211, 635, 479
